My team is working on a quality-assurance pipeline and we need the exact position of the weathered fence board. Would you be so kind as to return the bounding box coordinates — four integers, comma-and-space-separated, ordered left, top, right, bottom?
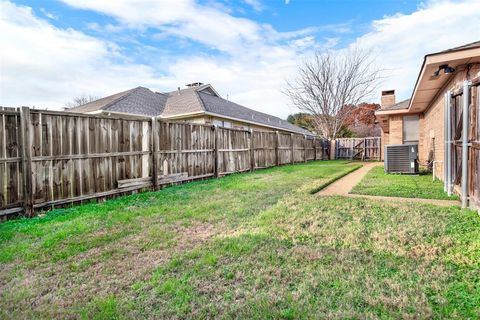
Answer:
449, 82, 479, 209
26, 110, 152, 211
0, 108, 332, 218
0, 107, 23, 211
253, 131, 276, 169
155, 121, 215, 182
217, 127, 251, 175
277, 133, 293, 165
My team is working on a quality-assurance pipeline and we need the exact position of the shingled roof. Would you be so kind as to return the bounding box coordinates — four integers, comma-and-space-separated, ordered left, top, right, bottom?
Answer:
435, 40, 480, 55
382, 99, 410, 111
197, 91, 312, 134
68, 86, 167, 116
69, 84, 312, 134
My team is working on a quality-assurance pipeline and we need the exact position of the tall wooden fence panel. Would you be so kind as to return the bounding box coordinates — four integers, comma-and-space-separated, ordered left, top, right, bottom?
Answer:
217, 127, 251, 175
472, 83, 479, 208
28, 110, 152, 211
156, 122, 215, 183
0, 107, 23, 214
471, 84, 479, 208
278, 133, 293, 165
253, 131, 276, 169
305, 137, 315, 161
0, 108, 333, 218
293, 134, 305, 163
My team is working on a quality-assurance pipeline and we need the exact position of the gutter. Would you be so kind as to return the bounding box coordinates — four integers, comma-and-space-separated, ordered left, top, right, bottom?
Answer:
160, 111, 313, 136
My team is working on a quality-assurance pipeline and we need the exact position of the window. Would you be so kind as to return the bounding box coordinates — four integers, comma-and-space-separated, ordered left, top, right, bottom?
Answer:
403, 115, 419, 143
212, 119, 232, 128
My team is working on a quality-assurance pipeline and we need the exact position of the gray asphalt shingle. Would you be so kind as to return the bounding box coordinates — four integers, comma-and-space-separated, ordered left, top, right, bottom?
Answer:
68, 84, 312, 134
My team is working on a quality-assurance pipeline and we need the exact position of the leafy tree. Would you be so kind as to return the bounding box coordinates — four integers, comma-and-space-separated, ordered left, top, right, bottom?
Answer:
286, 113, 316, 132
340, 102, 381, 137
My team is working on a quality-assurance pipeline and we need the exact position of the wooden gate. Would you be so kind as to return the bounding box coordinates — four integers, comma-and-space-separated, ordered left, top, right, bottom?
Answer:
447, 79, 480, 208
335, 137, 381, 161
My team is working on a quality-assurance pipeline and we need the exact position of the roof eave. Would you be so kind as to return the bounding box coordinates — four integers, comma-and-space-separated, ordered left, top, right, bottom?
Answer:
408, 46, 480, 113
161, 111, 311, 135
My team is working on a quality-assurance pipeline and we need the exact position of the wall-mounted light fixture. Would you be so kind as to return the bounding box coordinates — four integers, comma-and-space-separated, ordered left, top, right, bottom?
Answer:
433, 64, 455, 76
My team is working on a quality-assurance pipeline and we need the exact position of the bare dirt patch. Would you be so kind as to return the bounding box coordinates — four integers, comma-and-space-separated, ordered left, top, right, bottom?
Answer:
0, 220, 225, 318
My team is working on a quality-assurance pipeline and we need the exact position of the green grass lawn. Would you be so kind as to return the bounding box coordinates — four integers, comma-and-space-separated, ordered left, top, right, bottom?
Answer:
1, 161, 478, 319
351, 165, 460, 200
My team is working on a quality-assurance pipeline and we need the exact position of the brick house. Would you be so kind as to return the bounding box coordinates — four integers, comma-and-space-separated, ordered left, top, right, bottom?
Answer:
68, 83, 312, 136
376, 41, 480, 208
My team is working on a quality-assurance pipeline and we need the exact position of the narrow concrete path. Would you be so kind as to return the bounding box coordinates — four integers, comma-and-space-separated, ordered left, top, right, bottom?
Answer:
318, 162, 460, 207
320, 162, 381, 196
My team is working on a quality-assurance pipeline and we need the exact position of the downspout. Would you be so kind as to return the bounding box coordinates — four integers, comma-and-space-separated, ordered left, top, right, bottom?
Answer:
447, 90, 452, 197
461, 81, 470, 208
444, 92, 448, 191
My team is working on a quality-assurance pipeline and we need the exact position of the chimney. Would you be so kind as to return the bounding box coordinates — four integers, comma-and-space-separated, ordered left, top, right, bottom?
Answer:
185, 82, 204, 88
381, 90, 395, 108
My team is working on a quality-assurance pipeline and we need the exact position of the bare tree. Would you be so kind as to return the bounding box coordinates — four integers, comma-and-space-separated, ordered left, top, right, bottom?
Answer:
284, 47, 383, 139
65, 94, 99, 109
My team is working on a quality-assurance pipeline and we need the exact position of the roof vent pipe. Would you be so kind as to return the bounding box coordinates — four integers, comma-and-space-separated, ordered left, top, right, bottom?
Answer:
177, 87, 180, 95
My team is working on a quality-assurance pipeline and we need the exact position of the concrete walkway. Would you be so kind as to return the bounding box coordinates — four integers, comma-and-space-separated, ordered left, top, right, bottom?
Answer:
320, 162, 381, 196
318, 162, 460, 207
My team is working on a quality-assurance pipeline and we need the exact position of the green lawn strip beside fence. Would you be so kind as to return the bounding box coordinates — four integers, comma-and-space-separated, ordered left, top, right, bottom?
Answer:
350, 166, 459, 200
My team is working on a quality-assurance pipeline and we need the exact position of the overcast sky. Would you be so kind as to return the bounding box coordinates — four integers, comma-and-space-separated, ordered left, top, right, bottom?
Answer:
1, 0, 479, 118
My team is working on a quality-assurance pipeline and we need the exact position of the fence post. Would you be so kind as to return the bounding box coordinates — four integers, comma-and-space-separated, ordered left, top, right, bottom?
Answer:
275, 131, 280, 166
313, 136, 316, 160
290, 133, 294, 164
214, 125, 219, 177
249, 129, 255, 172
378, 137, 381, 161
363, 137, 367, 161
151, 118, 159, 190
20, 107, 33, 216
304, 135, 307, 162
350, 140, 354, 160
335, 140, 338, 159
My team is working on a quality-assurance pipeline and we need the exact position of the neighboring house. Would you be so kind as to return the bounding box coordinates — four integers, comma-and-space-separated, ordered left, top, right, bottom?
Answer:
68, 83, 312, 135
376, 41, 480, 208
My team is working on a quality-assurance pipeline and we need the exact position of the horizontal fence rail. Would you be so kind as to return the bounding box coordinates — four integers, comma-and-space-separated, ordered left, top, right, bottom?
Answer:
0, 107, 331, 218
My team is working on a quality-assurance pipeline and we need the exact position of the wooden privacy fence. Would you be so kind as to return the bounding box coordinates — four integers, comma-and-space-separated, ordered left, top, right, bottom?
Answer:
447, 79, 479, 209
0, 107, 330, 217
335, 137, 381, 160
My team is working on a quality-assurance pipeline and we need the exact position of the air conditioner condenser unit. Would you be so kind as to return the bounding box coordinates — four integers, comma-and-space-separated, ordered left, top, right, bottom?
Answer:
384, 144, 419, 174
